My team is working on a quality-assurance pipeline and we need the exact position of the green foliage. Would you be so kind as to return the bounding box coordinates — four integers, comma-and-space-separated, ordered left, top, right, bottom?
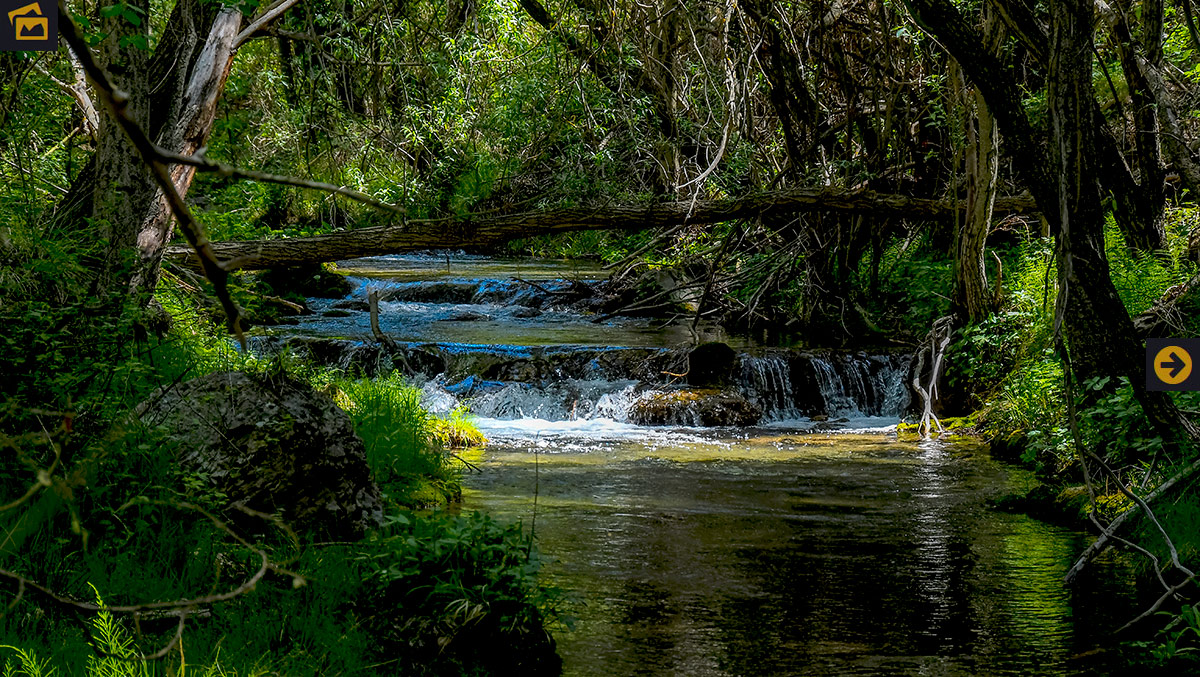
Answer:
324, 372, 461, 506
507, 229, 638, 263
857, 232, 954, 333
85, 585, 149, 677
432, 405, 487, 449
0, 508, 560, 676
1153, 604, 1200, 662
0, 646, 55, 677
362, 511, 563, 650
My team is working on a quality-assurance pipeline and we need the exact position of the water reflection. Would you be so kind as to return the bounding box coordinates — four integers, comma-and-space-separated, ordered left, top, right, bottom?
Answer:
463, 433, 1139, 675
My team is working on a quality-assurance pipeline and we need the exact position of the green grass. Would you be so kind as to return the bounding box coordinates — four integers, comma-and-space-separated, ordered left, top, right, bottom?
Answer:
326, 371, 465, 506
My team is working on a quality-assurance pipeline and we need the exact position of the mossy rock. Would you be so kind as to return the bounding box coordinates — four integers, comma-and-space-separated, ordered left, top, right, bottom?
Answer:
895, 415, 979, 440
629, 388, 762, 426
137, 371, 385, 538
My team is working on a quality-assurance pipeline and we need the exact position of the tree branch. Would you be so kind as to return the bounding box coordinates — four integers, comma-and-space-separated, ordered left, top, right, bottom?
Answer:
235, 0, 302, 48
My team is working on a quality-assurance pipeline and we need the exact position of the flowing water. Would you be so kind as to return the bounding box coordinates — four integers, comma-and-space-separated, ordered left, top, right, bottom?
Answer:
273, 253, 1141, 676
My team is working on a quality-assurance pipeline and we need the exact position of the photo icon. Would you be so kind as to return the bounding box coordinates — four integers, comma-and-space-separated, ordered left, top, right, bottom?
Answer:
16, 15, 47, 39
2, 1, 55, 50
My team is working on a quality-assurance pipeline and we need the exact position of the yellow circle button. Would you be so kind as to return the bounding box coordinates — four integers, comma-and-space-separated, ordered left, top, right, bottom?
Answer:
1154, 346, 1193, 385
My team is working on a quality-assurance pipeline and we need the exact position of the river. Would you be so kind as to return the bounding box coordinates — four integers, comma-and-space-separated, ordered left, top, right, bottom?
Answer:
270, 252, 1142, 675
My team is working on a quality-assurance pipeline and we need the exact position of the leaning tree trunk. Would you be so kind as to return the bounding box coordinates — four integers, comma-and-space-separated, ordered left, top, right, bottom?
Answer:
57, 0, 242, 301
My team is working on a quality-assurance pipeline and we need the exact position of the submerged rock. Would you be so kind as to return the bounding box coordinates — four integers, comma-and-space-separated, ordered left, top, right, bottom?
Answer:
628, 389, 762, 427
510, 306, 542, 318
137, 371, 384, 537
444, 310, 492, 322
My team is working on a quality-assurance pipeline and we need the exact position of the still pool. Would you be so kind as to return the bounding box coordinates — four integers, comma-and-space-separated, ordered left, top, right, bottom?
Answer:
460, 429, 1140, 676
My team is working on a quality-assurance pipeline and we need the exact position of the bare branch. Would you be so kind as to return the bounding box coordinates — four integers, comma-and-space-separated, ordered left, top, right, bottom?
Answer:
235, 0, 303, 48
0, 500, 296, 617
1064, 437, 1200, 583
156, 148, 407, 216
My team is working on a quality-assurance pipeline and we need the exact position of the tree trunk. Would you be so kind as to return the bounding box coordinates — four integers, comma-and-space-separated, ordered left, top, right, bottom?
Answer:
131, 7, 242, 293
57, 0, 242, 301
1048, 0, 1188, 445
87, 0, 155, 295
908, 0, 1194, 452
953, 5, 1003, 324
164, 189, 1040, 270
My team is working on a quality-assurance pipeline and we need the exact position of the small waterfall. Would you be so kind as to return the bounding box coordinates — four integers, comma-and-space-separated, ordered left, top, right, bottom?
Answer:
738, 355, 798, 420
810, 354, 911, 418
810, 357, 859, 417
423, 378, 641, 422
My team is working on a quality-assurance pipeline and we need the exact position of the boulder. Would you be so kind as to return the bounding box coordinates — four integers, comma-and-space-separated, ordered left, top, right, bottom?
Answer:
686, 342, 736, 387
628, 389, 762, 427
137, 371, 384, 538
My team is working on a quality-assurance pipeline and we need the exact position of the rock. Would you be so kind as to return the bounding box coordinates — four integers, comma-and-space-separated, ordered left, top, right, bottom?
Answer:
628, 389, 762, 427
510, 306, 542, 319
444, 310, 491, 322
259, 264, 353, 299
686, 342, 736, 387
137, 371, 385, 537
654, 268, 702, 312
381, 281, 477, 304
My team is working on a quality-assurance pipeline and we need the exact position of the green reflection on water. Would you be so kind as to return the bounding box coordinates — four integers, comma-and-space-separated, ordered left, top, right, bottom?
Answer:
461, 433, 1139, 676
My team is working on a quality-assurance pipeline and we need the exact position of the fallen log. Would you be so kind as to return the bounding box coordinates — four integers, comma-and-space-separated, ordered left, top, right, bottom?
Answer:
167, 188, 1039, 270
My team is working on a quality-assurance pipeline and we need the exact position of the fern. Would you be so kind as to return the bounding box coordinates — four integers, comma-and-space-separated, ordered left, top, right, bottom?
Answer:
85, 584, 149, 677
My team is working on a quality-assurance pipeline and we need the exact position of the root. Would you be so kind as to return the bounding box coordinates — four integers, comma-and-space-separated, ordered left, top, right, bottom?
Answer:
911, 315, 955, 439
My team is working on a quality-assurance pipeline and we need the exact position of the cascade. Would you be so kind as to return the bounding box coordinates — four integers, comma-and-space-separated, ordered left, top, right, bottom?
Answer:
809, 354, 911, 418
737, 355, 798, 420
257, 254, 915, 426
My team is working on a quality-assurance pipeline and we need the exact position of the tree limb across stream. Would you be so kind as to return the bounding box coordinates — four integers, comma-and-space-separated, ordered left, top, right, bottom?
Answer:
166, 188, 1040, 270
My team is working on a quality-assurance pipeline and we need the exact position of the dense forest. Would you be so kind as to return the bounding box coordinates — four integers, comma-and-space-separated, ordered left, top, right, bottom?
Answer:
2, 0, 1200, 673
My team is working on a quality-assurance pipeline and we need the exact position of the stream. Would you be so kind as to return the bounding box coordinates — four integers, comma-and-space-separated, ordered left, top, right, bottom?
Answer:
263, 252, 1142, 675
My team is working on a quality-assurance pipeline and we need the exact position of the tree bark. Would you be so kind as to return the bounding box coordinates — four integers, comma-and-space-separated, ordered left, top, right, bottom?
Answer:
1047, 0, 1187, 445
130, 6, 242, 293
164, 189, 1040, 270
953, 5, 1004, 324
87, 0, 155, 294
56, 0, 242, 301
